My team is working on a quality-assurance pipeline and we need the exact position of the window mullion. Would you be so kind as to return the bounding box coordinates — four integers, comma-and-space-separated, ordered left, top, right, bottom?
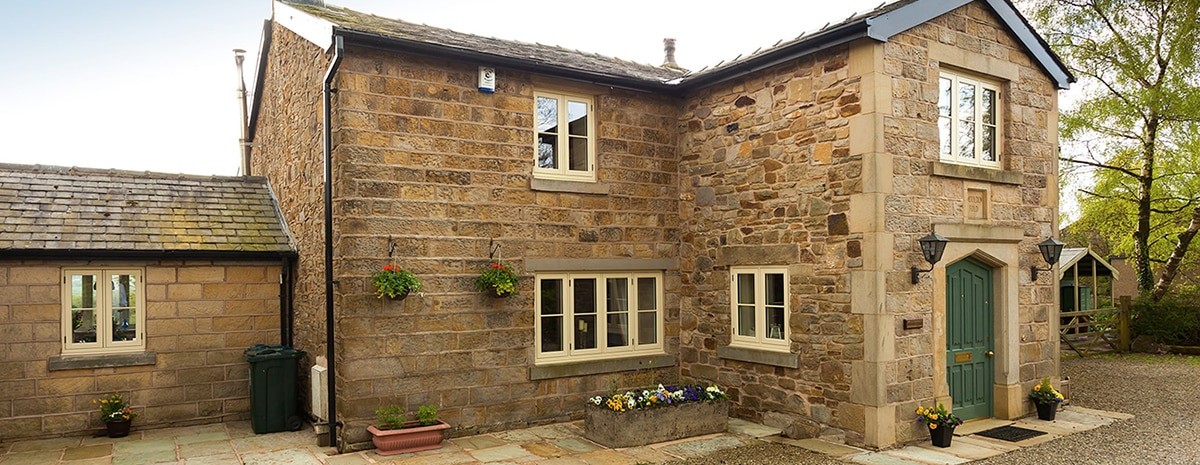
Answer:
558, 97, 569, 176
975, 83, 983, 163
950, 75, 959, 164
756, 270, 766, 345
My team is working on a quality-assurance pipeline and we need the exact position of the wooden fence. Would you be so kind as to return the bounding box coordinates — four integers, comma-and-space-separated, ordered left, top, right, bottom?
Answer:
1060, 295, 1132, 357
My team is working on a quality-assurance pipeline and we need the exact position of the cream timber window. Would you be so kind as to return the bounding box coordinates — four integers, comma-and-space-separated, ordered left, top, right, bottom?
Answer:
535, 272, 662, 364
938, 71, 1001, 168
62, 269, 146, 355
730, 267, 789, 351
534, 91, 595, 182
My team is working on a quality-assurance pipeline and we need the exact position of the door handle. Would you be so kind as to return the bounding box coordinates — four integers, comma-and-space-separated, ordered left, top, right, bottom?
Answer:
985, 351, 994, 358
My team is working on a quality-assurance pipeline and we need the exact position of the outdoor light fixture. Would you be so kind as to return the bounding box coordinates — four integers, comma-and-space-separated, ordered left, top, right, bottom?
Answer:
911, 231, 949, 284
1031, 237, 1065, 281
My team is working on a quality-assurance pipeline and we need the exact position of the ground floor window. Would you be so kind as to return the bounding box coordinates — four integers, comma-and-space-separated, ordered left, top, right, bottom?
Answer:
730, 266, 789, 351
62, 268, 145, 355
535, 271, 662, 363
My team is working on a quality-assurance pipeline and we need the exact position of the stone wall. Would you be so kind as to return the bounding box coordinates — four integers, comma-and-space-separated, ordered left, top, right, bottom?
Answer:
873, 3, 1060, 445
0, 260, 281, 440
249, 22, 331, 402
325, 45, 684, 443
677, 45, 865, 440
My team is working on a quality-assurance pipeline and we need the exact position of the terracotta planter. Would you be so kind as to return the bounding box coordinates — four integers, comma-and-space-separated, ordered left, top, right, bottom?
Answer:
1035, 401, 1058, 421
105, 420, 131, 438
585, 399, 728, 448
928, 424, 954, 447
368, 420, 450, 455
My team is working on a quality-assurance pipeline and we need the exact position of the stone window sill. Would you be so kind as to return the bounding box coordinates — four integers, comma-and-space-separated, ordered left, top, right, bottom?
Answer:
48, 352, 157, 371
530, 178, 610, 195
718, 345, 799, 368
931, 161, 1024, 185
529, 354, 675, 380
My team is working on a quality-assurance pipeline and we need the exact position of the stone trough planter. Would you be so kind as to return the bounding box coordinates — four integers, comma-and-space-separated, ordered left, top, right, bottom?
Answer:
584, 399, 729, 448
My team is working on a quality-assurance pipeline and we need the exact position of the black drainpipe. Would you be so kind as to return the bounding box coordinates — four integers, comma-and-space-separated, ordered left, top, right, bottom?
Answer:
279, 257, 288, 345
323, 34, 344, 449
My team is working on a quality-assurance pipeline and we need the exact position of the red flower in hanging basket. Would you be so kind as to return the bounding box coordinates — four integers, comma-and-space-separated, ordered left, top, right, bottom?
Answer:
475, 261, 519, 297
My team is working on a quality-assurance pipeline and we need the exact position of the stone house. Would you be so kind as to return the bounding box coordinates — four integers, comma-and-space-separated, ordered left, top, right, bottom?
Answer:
0, 164, 295, 440
249, 0, 1072, 449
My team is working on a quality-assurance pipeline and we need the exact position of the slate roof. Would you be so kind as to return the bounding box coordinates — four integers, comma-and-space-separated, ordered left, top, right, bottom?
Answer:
287, 1, 685, 83
276, 0, 1072, 91
0, 164, 295, 257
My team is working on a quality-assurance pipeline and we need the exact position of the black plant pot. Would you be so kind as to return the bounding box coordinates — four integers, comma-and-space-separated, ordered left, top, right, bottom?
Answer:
106, 420, 131, 438
929, 424, 954, 447
1035, 401, 1058, 420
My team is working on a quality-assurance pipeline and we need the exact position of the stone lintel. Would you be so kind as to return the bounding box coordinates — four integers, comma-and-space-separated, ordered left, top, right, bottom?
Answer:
529, 178, 610, 195
529, 354, 675, 380
933, 223, 1024, 243
525, 257, 677, 272
716, 345, 800, 368
48, 352, 158, 371
717, 244, 798, 267
929, 41, 1020, 82
931, 161, 1024, 186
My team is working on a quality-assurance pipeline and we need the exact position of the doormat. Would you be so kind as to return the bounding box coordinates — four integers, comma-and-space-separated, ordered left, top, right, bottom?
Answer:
974, 425, 1047, 442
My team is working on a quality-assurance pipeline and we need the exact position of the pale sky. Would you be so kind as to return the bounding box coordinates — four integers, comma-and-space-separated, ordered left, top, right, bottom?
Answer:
0, 0, 1082, 221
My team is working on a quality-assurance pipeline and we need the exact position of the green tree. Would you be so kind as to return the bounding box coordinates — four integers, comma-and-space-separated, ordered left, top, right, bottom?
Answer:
1030, 0, 1200, 300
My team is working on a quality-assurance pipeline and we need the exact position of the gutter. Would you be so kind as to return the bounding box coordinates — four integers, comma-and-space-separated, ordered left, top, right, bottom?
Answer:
0, 249, 295, 260
322, 33, 345, 450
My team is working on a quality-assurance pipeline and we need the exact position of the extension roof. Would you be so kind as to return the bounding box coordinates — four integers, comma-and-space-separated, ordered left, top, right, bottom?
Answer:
0, 164, 296, 259
271, 0, 1073, 93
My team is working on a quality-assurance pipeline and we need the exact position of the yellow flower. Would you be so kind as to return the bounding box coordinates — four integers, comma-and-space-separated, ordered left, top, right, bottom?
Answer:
930, 414, 938, 421
929, 423, 937, 430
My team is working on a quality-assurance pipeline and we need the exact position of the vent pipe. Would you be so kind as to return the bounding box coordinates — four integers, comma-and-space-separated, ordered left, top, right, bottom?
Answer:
234, 49, 251, 176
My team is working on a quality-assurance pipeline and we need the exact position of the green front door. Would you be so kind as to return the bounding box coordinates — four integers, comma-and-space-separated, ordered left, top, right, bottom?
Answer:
946, 258, 994, 420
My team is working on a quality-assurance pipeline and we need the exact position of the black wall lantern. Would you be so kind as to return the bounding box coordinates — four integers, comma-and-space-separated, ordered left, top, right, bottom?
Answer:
911, 231, 949, 284
1031, 237, 1065, 281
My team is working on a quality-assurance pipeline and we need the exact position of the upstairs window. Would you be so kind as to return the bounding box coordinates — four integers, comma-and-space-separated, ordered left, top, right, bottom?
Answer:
938, 71, 1001, 168
62, 269, 146, 355
730, 267, 789, 351
534, 91, 595, 182
535, 272, 662, 364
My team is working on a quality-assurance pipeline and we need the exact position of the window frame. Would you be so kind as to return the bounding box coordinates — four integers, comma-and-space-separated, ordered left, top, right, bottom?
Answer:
938, 70, 1003, 169
532, 91, 597, 182
61, 268, 147, 356
534, 271, 663, 365
729, 266, 790, 352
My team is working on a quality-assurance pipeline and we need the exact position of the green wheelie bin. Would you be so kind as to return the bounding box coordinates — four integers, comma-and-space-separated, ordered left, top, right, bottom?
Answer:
243, 344, 306, 434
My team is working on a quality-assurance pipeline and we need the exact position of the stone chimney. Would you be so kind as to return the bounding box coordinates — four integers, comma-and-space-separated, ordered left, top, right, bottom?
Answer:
662, 38, 682, 70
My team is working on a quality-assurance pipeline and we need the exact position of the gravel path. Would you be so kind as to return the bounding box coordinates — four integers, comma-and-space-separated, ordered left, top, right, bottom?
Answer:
666, 354, 1200, 465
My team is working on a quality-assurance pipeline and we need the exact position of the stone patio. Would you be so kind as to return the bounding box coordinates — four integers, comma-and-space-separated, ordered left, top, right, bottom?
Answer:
0, 407, 1131, 465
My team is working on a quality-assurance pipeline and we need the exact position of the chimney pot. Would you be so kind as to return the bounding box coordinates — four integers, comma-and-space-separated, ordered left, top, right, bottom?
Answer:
663, 38, 679, 69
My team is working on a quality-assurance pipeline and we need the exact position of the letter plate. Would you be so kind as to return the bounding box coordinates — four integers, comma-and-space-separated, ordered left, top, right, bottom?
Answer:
954, 352, 972, 363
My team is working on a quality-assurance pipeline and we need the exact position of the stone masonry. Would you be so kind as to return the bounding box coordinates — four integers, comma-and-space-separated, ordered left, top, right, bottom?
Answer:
0, 261, 282, 440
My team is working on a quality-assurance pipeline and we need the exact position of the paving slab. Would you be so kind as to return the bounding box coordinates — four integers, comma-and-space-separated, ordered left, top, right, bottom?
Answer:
521, 441, 567, 458
113, 438, 175, 455
381, 451, 478, 465
62, 444, 114, 461
323, 453, 369, 465
529, 457, 589, 465
573, 449, 640, 465
952, 435, 1020, 452
451, 435, 508, 451
60, 457, 112, 465
916, 437, 1007, 460
618, 445, 677, 463
493, 429, 545, 443
727, 418, 782, 438
467, 444, 537, 463
8, 437, 79, 453
178, 440, 234, 459
176, 431, 231, 445
551, 438, 600, 454
848, 452, 926, 465
524, 424, 578, 440
1054, 409, 1117, 426
81, 433, 145, 446
240, 448, 322, 465
1, 450, 65, 465
656, 435, 744, 459
882, 446, 971, 465
142, 424, 225, 440
1013, 419, 1092, 435
954, 418, 1012, 436
182, 453, 242, 465
111, 448, 177, 465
